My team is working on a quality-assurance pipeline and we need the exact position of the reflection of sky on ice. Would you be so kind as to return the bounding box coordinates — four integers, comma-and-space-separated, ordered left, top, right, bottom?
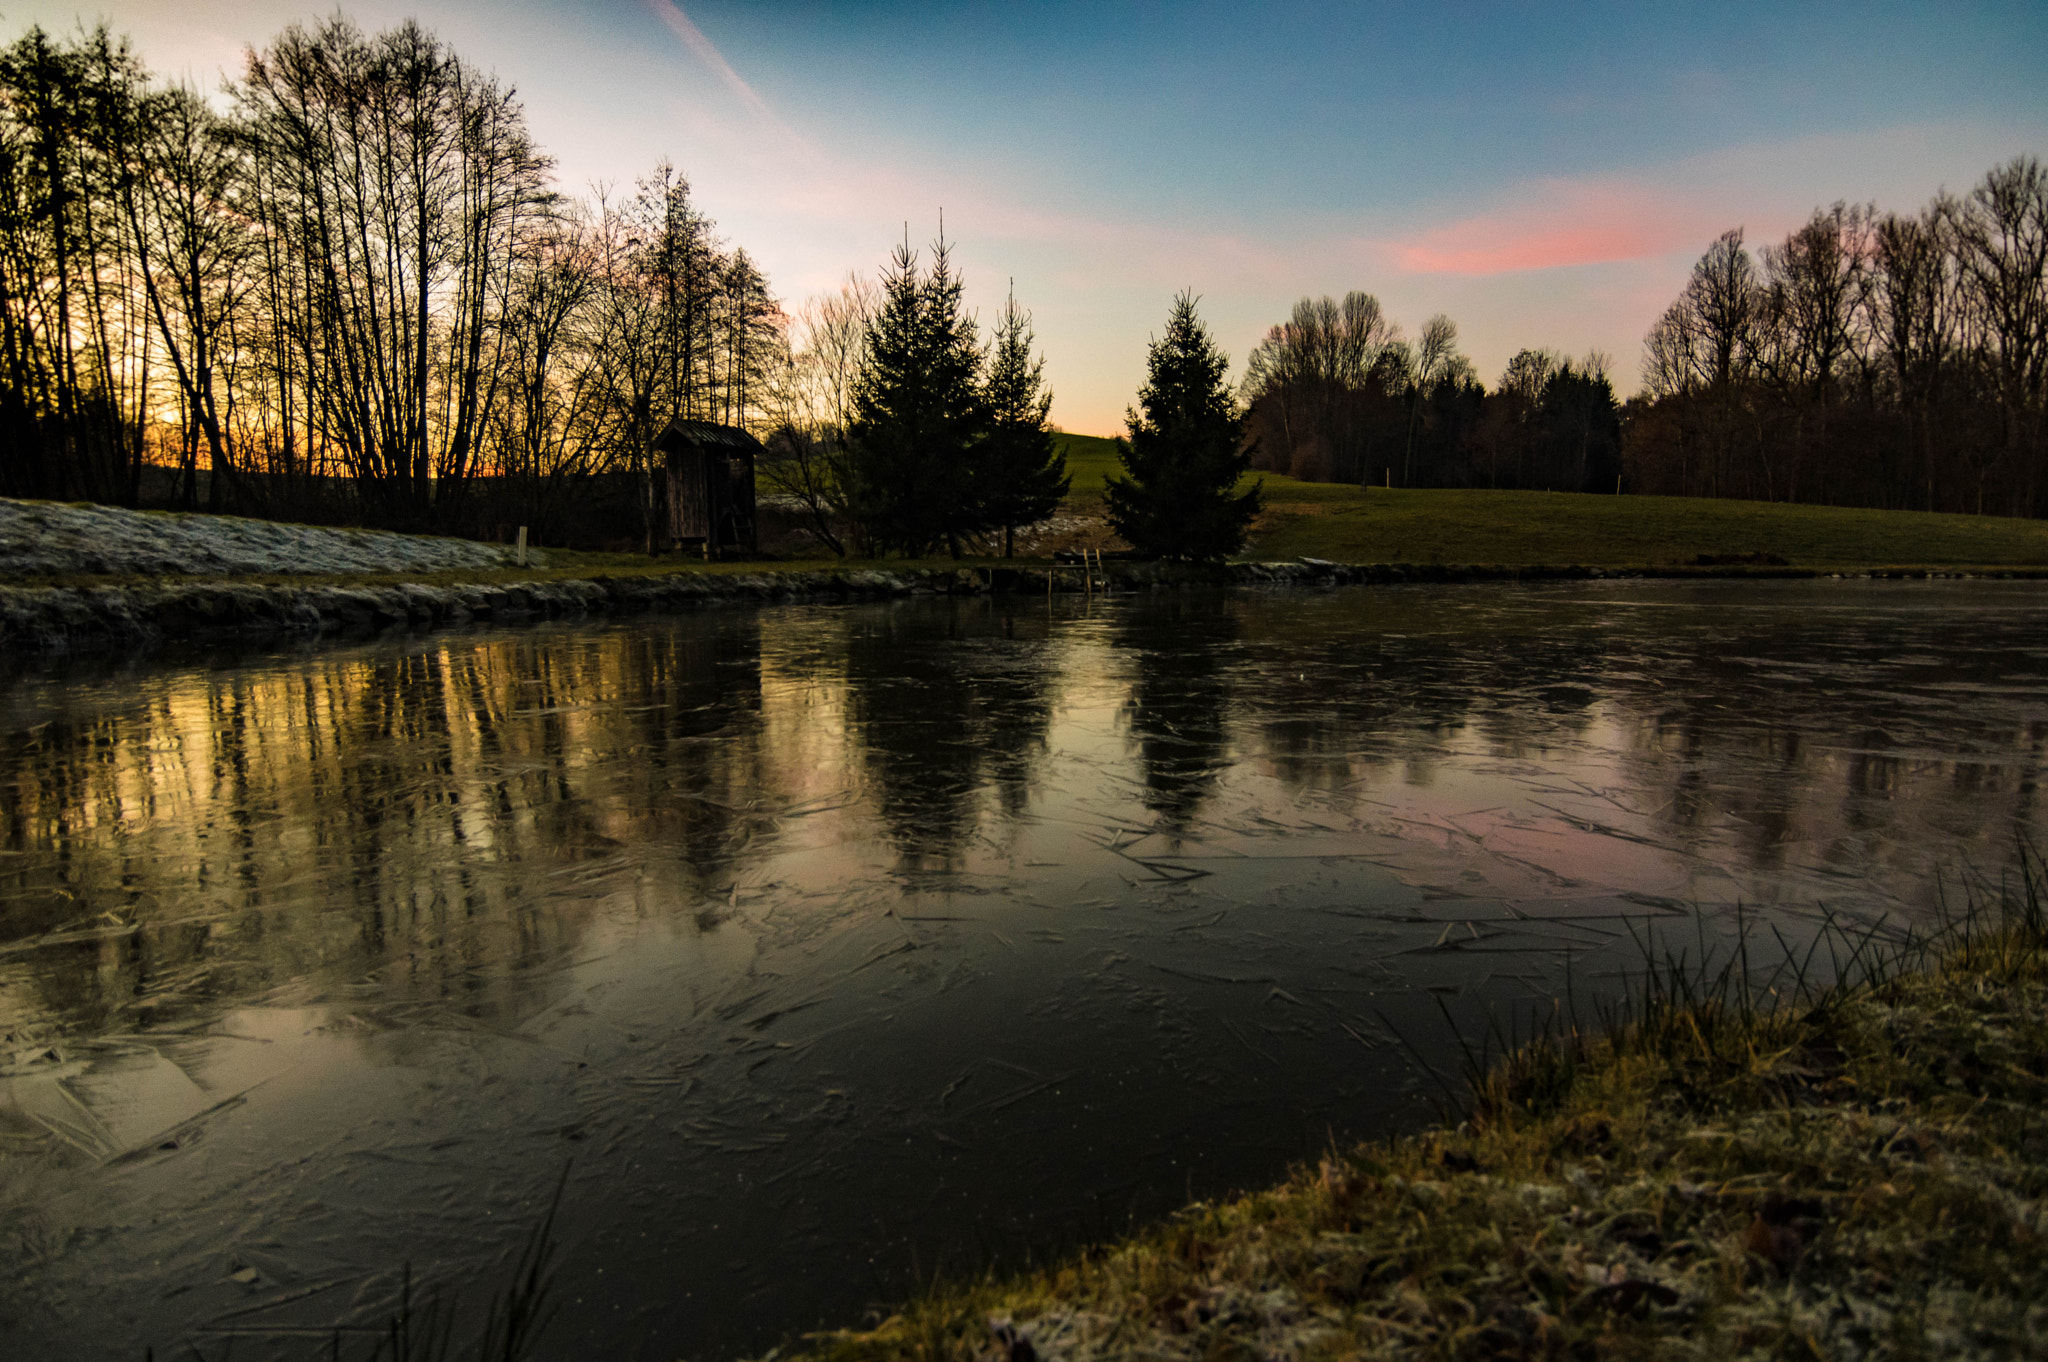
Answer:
2, 579, 2045, 1358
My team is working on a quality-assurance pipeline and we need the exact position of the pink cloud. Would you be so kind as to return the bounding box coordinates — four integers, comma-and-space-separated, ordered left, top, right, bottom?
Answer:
1390, 181, 1716, 276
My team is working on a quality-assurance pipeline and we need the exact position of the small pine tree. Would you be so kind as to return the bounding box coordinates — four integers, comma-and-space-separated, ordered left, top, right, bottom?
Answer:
979, 284, 1068, 557
1105, 292, 1260, 560
846, 233, 988, 557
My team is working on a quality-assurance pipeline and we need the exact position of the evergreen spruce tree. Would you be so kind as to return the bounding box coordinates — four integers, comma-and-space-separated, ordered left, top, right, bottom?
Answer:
846, 232, 988, 557
1104, 292, 1260, 560
979, 284, 1068, 557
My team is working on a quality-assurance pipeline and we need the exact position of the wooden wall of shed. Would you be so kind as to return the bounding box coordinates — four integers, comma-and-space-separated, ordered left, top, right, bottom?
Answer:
668, 449, 711, 540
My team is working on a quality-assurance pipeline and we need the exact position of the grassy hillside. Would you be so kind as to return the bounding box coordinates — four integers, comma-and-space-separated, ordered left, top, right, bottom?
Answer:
1050, 435, 2048, 568
1053, 431, 1124, 497
1247, 486, 2048, 568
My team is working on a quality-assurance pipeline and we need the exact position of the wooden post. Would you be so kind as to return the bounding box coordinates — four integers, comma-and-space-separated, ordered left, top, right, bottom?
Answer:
517, 526, 528, 567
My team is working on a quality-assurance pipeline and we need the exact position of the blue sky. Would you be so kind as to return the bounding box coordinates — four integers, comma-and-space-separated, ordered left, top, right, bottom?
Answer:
20, 0, 2047, 432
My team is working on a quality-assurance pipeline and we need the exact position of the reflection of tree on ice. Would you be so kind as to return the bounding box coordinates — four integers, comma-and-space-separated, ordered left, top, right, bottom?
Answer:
841, 603, 1060, 870
1118, 597, 1239, 835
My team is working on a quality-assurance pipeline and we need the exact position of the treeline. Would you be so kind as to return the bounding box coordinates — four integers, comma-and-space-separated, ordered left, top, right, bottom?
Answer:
1238, 292, 1622, 494
1627, 156, 2048, 515
0, 18, 781, 541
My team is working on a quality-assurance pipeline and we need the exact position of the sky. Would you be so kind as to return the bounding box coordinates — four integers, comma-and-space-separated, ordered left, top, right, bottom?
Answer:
13, 0, 2047, 434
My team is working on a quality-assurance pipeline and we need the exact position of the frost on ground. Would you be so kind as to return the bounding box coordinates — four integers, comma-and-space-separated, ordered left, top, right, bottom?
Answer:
0, 497, 536, 579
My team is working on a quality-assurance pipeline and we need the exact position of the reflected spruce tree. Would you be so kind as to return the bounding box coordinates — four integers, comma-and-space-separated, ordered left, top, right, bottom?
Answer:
1117, 597, 1239, 834
979, 611, 1060, 820
840, 600, 1059, 871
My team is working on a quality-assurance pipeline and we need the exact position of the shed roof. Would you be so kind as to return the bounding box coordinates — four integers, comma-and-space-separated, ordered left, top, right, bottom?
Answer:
654, 419, 766, 455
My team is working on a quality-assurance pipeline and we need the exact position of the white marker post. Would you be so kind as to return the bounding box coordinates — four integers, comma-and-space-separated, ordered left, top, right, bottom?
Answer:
516, 526, 528, 567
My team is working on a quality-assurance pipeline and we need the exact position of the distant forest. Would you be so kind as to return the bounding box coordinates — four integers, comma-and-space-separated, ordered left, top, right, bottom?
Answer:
1247, 158, 2048, 519
1238, 294, 1622, 495
1631, 161, 2047, 516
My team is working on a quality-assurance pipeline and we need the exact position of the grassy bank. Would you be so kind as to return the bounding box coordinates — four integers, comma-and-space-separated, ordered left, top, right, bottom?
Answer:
789, 870, 2048, 1362
1050, 433, 2048, 571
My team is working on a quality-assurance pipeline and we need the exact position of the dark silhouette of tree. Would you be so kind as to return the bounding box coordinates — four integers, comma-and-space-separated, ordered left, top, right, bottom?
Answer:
1949, 156, 2048, 511
485, 210, 609, 547
1627, 158, 2047, 515
1105, 292, 1259, 560
1240, 291, 1401, 482
846, 232, 989, 557
236, 16, 556, 529
0, 26, 154, 503
123, 81, 254, 512
759, 272, 876, 555
979, 283, 1067, 557
1481, 348, 1562, 489
1403, 314, 1466, 485
1537, 359, 1622, 493
1409, 367, 1488, 487
715, 246, 779, 428
1869, 205, 1965, 508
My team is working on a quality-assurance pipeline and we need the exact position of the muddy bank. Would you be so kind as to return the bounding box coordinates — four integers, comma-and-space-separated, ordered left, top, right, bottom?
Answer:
9, 555, 2036, 654
0, 560, 1489, 652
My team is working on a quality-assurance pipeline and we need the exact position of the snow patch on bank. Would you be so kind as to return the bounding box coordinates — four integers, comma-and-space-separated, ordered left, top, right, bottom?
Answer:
0, 497, 538, 578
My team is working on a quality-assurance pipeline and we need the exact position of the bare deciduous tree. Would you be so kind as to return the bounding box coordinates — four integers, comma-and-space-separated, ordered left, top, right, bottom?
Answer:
1629, 159, 2048, 514
1240, 291, 1401, 481
1949, 155, 2048, 508
237, 16, 554, 527
758, 272, 879, 555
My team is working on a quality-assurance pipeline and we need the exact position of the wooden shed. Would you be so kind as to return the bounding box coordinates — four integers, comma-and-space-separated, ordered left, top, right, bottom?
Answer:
655, 419, 761, 559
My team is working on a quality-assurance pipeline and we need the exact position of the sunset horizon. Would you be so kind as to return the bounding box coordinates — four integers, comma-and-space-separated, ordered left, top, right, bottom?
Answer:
12, 0, 2042, 433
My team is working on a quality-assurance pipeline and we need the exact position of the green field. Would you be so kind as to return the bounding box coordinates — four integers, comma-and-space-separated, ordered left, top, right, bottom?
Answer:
1050, 433, 2048, 569
1053, 430, 1125, 496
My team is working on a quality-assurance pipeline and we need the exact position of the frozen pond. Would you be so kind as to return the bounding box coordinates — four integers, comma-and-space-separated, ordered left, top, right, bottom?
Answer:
3, 579, 2045, 1358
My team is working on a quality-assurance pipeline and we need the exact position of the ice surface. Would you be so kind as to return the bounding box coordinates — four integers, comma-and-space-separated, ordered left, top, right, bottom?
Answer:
2, 578, 2045, 1358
